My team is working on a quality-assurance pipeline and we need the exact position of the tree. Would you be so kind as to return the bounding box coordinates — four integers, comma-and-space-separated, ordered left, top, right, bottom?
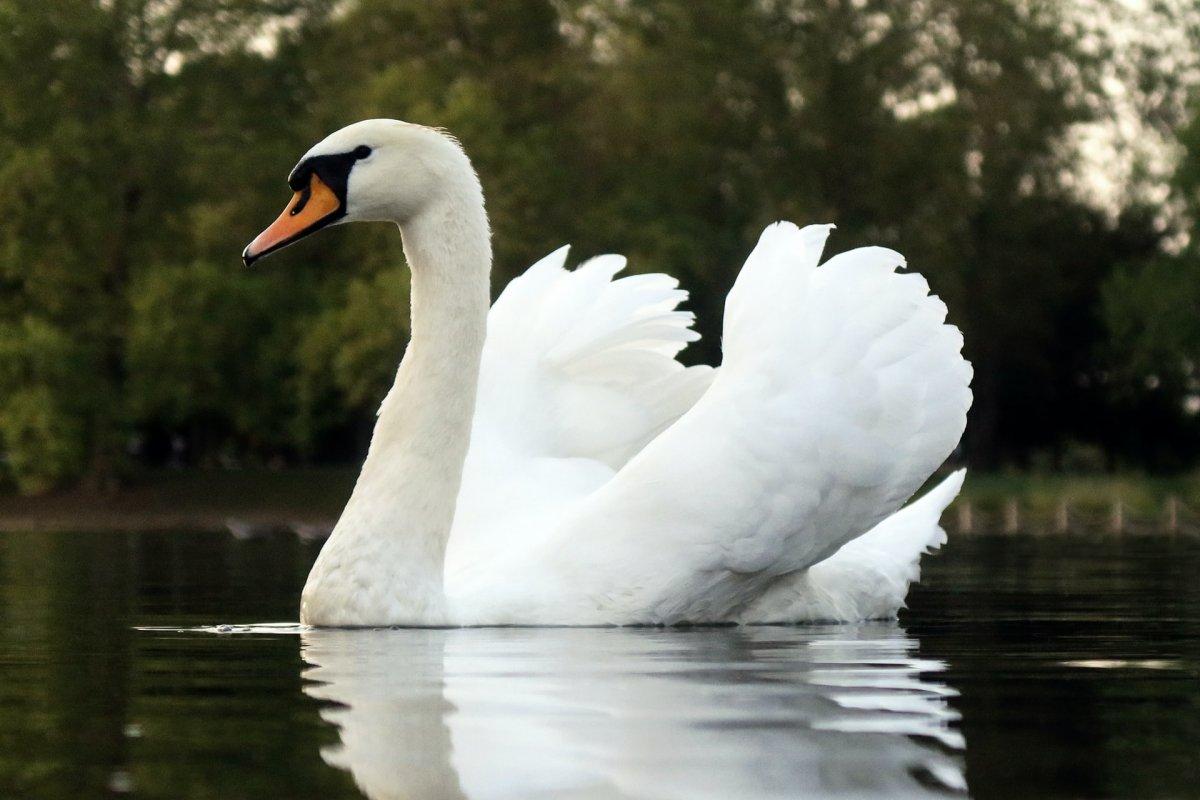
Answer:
0, 0, 328, 488
2, 0, 1198, 490
1098, 107, 1200, 469
554, 0, 1176, 466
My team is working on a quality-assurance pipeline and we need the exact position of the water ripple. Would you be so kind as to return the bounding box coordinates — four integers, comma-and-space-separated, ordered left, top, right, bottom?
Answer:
299, 623, 967, 799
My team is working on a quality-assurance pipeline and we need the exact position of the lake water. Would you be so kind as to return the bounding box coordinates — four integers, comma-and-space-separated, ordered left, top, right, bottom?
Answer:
0, 531, 1197, 799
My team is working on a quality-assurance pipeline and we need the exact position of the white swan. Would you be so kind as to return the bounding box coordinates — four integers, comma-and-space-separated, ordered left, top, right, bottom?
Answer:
242, 119, 972, 626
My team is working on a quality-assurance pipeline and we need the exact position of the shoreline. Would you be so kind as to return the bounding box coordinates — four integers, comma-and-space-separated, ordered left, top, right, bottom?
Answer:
0, 512, 338, 534
1, 468, 1198, 536
0, 467, 354, 534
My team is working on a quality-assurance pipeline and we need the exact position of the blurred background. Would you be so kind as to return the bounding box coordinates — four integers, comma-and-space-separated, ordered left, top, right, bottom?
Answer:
2, 0, 1200, 517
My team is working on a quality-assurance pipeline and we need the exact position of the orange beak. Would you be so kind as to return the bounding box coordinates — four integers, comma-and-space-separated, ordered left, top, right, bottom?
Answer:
242, 172, 343, 266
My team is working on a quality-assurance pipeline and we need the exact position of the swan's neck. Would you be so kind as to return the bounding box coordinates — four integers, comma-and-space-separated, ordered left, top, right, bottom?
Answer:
302, 179, 490, 626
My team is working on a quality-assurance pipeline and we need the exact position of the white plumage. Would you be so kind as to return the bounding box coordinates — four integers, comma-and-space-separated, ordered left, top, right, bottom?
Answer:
738, 469, 965, 623
448, 223, 970, 624
246, 120, 971, 627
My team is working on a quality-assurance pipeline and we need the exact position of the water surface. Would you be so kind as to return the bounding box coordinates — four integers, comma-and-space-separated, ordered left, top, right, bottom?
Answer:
0, 531, 1197, 799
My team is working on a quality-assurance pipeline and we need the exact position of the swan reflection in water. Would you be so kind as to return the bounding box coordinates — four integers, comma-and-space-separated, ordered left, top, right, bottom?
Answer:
300, 624, 966, 800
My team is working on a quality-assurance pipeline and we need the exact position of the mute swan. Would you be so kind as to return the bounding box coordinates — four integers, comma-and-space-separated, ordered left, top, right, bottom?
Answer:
242, 119, 972, 626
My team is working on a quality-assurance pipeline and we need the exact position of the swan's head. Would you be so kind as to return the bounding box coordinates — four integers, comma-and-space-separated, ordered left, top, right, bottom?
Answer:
243, 119, 474, 266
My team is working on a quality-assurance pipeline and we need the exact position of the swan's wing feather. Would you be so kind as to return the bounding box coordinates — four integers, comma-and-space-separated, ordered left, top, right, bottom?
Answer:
476, 247, 713, 468
737, 470, 964, 623
449, 246, 713, 573
537, 223, 971, 623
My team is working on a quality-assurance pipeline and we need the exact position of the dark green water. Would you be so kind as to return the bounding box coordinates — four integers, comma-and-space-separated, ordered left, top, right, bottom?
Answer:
0, 531, 1197, 799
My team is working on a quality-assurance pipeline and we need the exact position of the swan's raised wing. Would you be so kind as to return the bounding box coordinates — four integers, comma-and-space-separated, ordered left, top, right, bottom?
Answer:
448, 247, 713, 572
526, 223, 971, 624
478, 247, 713, 468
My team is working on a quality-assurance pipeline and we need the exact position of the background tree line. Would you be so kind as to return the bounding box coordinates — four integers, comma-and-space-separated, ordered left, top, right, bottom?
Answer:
1, 0, 1199, 493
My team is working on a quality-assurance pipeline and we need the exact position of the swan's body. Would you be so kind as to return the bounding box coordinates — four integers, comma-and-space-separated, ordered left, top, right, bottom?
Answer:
243, 120, 971, 627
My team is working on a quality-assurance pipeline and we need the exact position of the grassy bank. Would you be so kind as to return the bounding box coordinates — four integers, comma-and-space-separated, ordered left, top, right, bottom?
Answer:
0, 467, 1197, 534
959, 472, 1200, 514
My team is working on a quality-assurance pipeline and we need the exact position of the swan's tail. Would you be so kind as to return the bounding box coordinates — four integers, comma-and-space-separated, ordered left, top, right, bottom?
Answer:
737, 470, 965, 624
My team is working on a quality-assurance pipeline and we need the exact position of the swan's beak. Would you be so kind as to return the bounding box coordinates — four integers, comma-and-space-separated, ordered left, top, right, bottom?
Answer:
242, 172, 343, 267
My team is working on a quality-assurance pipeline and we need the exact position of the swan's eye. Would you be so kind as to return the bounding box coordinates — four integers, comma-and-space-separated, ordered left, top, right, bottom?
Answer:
289, 185, 312, 216
353, 145, 372, 160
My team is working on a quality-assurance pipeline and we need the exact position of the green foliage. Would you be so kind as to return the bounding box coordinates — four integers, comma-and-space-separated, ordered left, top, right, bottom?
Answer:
1097, 254, 1200, 469
0, 317, 94, 492
0, 0, 330, 488
1097, 96, 1200, 469
294, 269, 410, 452
126, 262, 303, 454
1104, 257, 1200, 383
0, 0, 1196, 490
